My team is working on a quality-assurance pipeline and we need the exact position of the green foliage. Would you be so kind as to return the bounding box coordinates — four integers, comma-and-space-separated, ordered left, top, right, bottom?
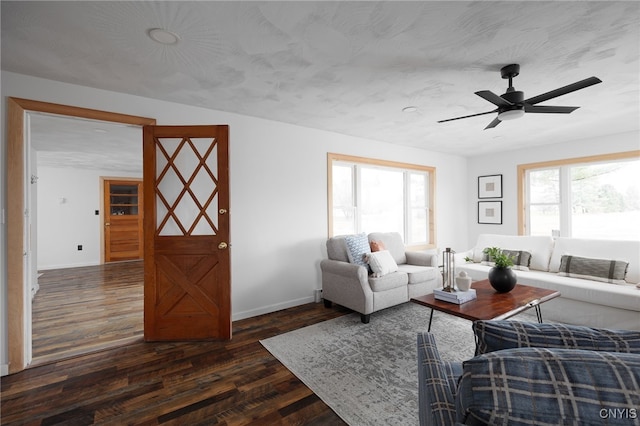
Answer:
532, 162, 640, 214
483, 247, 514, 269
571, 164, 638, 214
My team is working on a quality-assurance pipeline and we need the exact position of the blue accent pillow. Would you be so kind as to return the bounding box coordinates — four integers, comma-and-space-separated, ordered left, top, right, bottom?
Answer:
473, 320, 640, 355
344, 233, 371, 268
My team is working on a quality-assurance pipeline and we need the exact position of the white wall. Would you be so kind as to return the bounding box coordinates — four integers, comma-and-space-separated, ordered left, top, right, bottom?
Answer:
2, 71, 637, 374
0, 71, 469, 371
36, 166, 142, 269
465, 130, 640, 246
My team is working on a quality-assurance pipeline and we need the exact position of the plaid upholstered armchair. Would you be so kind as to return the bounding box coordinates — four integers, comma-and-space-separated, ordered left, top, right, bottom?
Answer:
417, 321, 640, 426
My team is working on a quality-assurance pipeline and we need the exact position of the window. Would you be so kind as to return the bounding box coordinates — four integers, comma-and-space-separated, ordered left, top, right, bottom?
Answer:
328, 153, 436, 248
518, 151, 640, 240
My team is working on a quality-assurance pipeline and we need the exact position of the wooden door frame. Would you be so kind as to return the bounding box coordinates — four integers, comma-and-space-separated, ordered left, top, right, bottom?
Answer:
100, 177, 144, 264
6, 97, 155, 374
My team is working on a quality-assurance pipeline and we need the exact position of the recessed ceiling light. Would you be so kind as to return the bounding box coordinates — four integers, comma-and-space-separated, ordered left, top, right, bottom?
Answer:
147, 28, 180, 45
402, 106, 418, 113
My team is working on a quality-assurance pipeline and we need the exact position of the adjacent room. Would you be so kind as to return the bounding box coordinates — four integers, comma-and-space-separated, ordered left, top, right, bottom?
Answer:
1, 1, 639, 425
29, 114, 145, 364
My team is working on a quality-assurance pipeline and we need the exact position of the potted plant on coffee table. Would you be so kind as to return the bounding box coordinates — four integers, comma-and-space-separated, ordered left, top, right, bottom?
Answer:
483, 247, 517, 293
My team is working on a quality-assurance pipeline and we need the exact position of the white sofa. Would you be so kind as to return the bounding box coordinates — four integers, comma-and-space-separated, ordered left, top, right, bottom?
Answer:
456, 234, 640, 331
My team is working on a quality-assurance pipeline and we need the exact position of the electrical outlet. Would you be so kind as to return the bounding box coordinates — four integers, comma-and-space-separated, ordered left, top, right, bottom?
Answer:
77, 245, 83, 251
95, 210, 99, 215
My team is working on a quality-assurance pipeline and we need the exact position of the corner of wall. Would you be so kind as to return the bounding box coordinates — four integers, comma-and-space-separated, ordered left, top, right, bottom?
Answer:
1, 75, 8, 371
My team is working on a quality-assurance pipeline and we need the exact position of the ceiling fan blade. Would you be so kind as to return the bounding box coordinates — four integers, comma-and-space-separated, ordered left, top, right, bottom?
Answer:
484, 117, 501, 130
437, 110, 496, 123
475, 90, 513, 107
524, 105, 580, 114
524, 77, 602, 105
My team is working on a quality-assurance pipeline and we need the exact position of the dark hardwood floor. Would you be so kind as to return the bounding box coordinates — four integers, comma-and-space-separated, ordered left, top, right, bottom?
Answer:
32, 261, 145, 363
2, 261, 351, 425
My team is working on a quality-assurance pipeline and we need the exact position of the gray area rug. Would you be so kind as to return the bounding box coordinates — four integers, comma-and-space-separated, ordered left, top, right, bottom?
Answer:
261, 302, 515, 425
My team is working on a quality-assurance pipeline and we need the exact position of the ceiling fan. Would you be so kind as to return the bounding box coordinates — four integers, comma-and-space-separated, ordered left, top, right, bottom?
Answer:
438, 64, 602, 129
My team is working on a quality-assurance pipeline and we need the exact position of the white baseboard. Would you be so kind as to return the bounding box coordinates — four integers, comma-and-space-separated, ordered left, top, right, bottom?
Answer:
31, 282, 40, 300
1, 364, 9, 377
232, 296, 315, 321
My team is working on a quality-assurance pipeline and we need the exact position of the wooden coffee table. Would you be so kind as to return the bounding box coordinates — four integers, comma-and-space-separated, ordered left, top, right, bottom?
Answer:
411, 279, 560, 332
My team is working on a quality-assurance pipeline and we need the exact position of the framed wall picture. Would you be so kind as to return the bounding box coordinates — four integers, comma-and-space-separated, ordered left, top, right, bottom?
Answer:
478, 174, 502, 199
478, 201, 502, 224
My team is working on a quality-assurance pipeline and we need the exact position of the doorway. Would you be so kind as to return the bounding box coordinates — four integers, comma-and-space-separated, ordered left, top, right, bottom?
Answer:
6, 98, 156, 374
27, 116, 145, 364
7, 99, 232, 375
103, 178, 144, 262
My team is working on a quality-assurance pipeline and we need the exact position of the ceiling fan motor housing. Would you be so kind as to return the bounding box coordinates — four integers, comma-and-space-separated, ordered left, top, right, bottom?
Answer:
501, 90, 524, 112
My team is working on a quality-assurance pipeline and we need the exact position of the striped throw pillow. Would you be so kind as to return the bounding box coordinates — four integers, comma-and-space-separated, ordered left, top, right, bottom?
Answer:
558, 254, 628, 284
481, 248, 532, 271
502, 249, 532, 271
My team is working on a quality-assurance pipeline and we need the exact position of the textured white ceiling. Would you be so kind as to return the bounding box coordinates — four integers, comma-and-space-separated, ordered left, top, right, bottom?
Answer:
30, 113, 142, 173
2, 1, 639, 164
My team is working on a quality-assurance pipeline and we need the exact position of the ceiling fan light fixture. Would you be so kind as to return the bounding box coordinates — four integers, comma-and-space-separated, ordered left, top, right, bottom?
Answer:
438, 64, 601, 130
497, 108, 525, 121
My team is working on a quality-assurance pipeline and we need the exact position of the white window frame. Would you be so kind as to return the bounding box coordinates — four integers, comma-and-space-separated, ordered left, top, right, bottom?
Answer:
518, 150, 640, 237
327, 153, 436, 249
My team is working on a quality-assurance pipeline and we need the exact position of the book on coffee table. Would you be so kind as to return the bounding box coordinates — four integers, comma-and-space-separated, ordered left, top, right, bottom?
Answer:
433, 288, 477, 304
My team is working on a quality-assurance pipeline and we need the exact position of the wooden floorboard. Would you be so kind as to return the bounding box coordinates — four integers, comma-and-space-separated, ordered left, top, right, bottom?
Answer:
2, 261, 351, 425
32, 261, 145, 361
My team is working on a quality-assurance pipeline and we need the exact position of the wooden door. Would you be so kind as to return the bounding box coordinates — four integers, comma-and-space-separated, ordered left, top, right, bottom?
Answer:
104, 179, 143, 262
143, 125, 231, 341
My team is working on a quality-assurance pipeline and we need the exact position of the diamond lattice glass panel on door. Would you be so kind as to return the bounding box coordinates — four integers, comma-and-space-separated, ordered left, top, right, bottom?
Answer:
155, 136, 219, 236
191, 138, 219, 235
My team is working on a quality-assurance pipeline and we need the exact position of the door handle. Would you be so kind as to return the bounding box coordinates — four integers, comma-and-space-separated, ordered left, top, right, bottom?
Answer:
219, 208, 227, 215
218, 242, 228, 249
105, 223, 111, 226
